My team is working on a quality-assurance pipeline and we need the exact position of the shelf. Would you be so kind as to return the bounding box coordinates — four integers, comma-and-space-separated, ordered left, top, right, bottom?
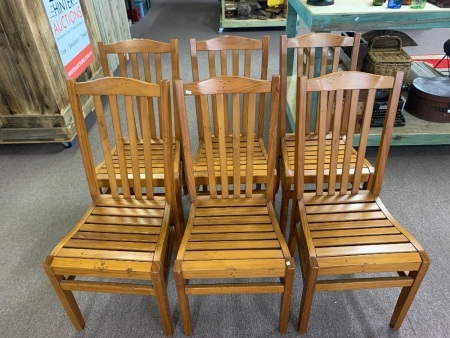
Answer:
219, 17, 286, 31
219, 1, 286, 33
286, 76, 450, 146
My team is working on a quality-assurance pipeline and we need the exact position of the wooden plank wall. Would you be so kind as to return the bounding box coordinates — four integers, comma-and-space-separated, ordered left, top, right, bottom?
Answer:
86, 0, 131, 75
0, 0, 130, 140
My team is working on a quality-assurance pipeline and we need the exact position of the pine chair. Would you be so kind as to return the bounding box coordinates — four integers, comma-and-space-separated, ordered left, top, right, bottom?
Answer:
288, 71, 430, 333
173, 76, 294, 335
43, 78, 178, 336
278, 33, 373, 234
189, 35, 270, 193
97, 38, 185, 227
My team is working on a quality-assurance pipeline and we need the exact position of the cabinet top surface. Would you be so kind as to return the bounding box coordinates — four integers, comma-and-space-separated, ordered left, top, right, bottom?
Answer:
293, 0, 450, 15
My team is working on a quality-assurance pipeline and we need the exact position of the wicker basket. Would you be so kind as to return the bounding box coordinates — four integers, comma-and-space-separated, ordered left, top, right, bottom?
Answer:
363, 35, 411, 79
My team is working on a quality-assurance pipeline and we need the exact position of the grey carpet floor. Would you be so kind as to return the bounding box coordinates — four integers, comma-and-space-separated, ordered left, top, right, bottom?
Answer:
1, 1, 449, 337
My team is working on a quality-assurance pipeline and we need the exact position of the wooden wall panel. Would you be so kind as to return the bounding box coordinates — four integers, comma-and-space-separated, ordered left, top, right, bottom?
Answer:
0, 0, 130, 142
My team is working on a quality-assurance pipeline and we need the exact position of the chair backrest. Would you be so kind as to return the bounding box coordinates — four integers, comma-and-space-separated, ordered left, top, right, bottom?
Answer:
293, 71, 403, 200
190, 35, 269, 139
279, 33, 361, 137
98, 38, 180, 139
67, 77, 174, 203
175, 76, 280, 202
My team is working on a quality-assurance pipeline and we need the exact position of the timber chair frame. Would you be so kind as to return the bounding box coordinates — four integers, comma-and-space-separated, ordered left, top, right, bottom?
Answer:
189, 35, 270, 193
98, 38, 185, 228
173, 76, 294, 335
288, 71, 430, 333
278, 32, 374, 234
43, 78, 178, 336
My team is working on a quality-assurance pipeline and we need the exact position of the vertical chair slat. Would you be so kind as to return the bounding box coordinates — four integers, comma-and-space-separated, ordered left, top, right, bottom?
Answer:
244, 50, 251, 77
108, 94, 131, 198
208, 51, 216, 77
296, 47, 305, 77
93, 95, 119, 199
266, 76, 280, 203
220, 50, 227, 75
216, 94, 229, 198
328, 89, 344, 195
245, 93, 256, 198
316, 91, 328, 195
219, 50, 229, 134
175, 80, 197, 203
139, 95, 154, 198
295, 76, 308, 202
130, 53, 140, 79
232, 93, 241, 198
351, 88, 376, 194
142, 53, 157, 138
125, 95, 142, 198
160, 80, 174, 205
257, 41, 267, 138
320, 47, 327, 76
232, 50, 239, 75
155, 53, 163, 138
98, 42, 111, 77
340, 88, 359, 194
118, 53, 128, 77
171, 39, 181, 141
130, 53, 143, 139
200, 94, 217, 198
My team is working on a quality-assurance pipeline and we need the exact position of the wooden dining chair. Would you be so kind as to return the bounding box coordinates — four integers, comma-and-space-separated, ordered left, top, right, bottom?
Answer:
189, 35, 270, 193
173, 76, 294, 335
288, 71, 430, 333
278, 33, 373, 234
97, 38, 185, 227
43, 77, 179, 336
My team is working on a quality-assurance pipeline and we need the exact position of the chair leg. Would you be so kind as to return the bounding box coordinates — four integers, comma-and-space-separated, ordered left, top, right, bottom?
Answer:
181, 161, 189, 195
389, 262, 430, 329
287, 205, 298, 256
43, 257, 85, 330
174, 260, 193, 336
279, 180, 291, 236
279, 259, 295, 333
152, 262, 174, 336
297, 264, 318, 333
175, 178, 185, 235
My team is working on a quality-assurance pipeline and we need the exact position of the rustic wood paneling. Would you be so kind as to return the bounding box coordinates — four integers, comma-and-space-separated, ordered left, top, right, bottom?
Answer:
0, 0, 130, 143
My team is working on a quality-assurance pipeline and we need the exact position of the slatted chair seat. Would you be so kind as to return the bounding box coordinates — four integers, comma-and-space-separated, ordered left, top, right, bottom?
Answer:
278, 32, 373, 234
173, 76, 294, 336
96, 141, 181, 188
193, 139, 268, 187
44, 78, 178, 336
288, 71, 430, 333
179, 197, 288, 280
282, 134, 373, 185
47, 196, 171, 280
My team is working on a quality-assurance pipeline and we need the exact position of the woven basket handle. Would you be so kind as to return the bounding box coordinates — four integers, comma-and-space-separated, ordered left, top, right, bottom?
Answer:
368, 35, 403, 51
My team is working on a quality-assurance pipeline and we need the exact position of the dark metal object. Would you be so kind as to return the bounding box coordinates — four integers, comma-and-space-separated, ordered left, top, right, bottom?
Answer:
434, 38, 450, 76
